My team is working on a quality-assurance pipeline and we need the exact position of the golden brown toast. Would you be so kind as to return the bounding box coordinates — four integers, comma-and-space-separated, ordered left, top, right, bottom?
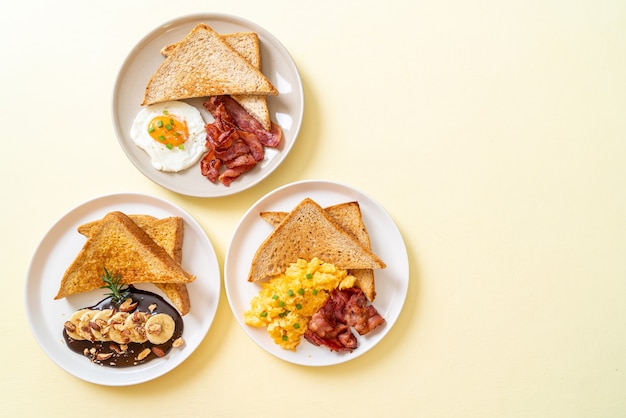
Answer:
142, 23, 277, 106
248, 198, 385, 283
77, 214, 191, 315
161, 31, 271, 130
55, 211, 195, 301
260, 201, 377, 301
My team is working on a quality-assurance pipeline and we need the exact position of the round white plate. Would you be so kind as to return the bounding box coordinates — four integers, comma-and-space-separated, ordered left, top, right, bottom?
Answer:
224, 180, 409, 366
25, 193, 221, 386
112, 13, 304, 197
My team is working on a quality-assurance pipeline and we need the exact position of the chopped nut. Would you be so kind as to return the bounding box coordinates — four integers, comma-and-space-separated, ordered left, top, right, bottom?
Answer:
83, 348, 90, 356
172, 337, 184, 348
120, 329, 131, 342
89, 321, 101, 332
151, 346, 165, 357
96, 352, 114, 361
81, 326, 95, 342
131, 311, 148, 323
119, 298, 138, 312
64, 321, 76, 333
109, 343, 121, 354
148, 303, 157, 312
137, 348, 151, 361
120, 344, 128, 352
147, 323, 162, 335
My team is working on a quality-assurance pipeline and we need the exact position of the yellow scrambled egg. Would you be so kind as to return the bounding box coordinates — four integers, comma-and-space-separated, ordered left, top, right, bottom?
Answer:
244, 258, 355, 351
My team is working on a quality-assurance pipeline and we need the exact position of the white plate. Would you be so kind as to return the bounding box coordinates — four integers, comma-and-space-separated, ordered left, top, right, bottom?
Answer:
112, 13, 304, 197
25, 193, 221, 385
224, 180, 409, 366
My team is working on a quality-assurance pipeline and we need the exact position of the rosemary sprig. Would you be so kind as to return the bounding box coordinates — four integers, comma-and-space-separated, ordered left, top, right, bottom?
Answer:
100, 268, 131, 305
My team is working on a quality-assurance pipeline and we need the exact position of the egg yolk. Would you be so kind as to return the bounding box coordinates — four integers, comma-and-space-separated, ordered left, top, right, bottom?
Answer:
147, 113, 189, 149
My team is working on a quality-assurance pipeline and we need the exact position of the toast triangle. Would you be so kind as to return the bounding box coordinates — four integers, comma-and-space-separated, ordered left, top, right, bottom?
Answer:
77, 214, 191, 315
260, 202, 377, 300
54, 211, 195, 300
161, 31, 271, 130
142, 23, 277, 106
248, 198, 386, 283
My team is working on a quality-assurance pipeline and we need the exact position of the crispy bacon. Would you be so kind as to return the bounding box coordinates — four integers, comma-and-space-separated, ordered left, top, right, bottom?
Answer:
205, 96, 282, 147
199, 148, 221, 183
305, 304, 358, 352
200, 96, 282, 186
304, 288, 385, 352
331, 287, 386, 335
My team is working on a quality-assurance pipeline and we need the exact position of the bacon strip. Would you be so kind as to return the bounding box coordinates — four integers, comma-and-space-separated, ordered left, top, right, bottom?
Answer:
305, 303, 358, 352
304, 288, 385, 352
205, 96, 282, 147
200, 96, 282, 186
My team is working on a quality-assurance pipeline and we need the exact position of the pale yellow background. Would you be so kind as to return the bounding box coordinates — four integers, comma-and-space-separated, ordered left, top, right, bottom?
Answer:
2, 0, 625, 417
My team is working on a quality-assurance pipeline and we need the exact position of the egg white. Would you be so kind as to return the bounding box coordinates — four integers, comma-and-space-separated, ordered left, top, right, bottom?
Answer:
130, 101, 207, 172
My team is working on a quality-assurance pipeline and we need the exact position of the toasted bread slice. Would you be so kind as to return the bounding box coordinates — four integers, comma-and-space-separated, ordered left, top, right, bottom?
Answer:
260, 202, 377, 301
77, 214, 191, 315
55, 211, 195, 300
248, 198, 386, 283
161, 31, 271, 130
78, 215, 182, 260
142, 23, 278, 106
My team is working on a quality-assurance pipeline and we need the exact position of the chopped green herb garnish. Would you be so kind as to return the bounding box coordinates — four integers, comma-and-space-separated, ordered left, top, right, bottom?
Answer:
156, 120, 163, 128
296, 304, 302, 310
298, 288, 305, 295
282, 335, 288, 341
306, 273, 313, 279
272, 294, 279, 300
279, 301, 285, 307
148, 126, 155, 133
288, 289, 294, 297
294, 323, 300, 329
313, 289, 319, 295
163, 110, 169, 115
165, 124, 173, 130
260, 311, 268, 318
166, 143, 173, 149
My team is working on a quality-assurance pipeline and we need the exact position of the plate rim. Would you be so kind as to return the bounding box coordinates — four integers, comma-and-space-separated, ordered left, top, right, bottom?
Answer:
224, 179, 409, 366
111, 12, 304, 198
24, 192, 221, 385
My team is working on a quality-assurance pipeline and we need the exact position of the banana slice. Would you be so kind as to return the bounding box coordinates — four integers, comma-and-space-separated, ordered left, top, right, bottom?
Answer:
76, 310, 96, 341
145, 313, 176, 345
64, 308, 90, 340
107, 312, 131, 344
90, 309, 114, 341
124, 311, 150, 343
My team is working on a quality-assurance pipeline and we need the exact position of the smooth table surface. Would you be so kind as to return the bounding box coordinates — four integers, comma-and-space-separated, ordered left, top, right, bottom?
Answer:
2, 1, 625, 417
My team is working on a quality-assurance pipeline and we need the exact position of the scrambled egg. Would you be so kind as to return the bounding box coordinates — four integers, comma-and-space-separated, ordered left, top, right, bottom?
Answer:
244, 258, 355, 351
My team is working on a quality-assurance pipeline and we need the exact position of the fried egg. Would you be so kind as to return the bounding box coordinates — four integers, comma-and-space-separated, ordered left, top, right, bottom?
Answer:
130, 101, 207, 172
